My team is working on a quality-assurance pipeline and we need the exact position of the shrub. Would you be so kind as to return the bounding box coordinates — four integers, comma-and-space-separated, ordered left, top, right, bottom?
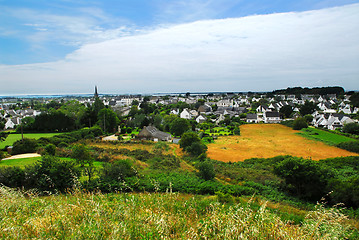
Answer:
198, 160, 215, 181
292, 117, 308, 130
233, 127, 241, 135
274, 157, 332, 201
101, 159, 136, 182
25, 155, 80, 193
343, 123, 359, 135
44, 144, 56, 156
0, 166, 25, 188
336, 141, 359, 153
11, 138, 38, 155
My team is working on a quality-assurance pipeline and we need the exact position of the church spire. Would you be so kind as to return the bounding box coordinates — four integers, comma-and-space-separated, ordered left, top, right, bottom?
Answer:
94, 85, 98, 98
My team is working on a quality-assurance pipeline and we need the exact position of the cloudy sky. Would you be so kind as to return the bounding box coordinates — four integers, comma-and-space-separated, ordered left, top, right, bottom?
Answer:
0, 0, 358, 95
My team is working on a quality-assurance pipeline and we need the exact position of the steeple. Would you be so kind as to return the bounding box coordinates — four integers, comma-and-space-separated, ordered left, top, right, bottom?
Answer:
94, 86, 98, 98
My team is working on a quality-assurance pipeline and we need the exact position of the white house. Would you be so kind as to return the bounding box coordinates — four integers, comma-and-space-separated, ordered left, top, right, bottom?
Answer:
196, 115, 207, 124
5, 118, 21, 129
180, 109, 191, 119
263, 111, 281, 123
246, 113, 258, 123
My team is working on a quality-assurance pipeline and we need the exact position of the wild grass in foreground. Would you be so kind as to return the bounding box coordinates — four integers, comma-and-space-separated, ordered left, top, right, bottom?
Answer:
0, 186, 355, 239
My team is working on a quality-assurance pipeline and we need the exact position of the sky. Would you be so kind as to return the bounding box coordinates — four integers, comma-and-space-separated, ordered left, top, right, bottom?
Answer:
0, 0, 358, 95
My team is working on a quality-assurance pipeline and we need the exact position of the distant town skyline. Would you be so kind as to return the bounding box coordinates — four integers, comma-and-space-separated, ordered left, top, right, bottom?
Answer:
0, 0, 358, 94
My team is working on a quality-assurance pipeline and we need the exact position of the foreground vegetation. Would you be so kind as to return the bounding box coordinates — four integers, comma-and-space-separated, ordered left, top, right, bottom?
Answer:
0, 186, 355, 240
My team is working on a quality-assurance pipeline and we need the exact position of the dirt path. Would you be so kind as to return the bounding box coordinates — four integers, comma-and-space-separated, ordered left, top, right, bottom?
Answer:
2, 153, 41, 160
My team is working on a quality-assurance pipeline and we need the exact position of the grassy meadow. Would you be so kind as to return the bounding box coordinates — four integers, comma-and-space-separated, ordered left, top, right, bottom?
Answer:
0, 133, 58, 149
207, 124, 358, 162
0, 186, 355, 240
298, 127, 355, 145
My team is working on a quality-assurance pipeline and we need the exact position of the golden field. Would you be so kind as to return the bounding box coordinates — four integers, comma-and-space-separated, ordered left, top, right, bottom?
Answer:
207, 124, 358, 162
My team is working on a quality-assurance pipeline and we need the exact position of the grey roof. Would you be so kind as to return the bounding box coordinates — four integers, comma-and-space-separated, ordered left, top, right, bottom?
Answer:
265, 111, 280, 117
246, 113, 257, 119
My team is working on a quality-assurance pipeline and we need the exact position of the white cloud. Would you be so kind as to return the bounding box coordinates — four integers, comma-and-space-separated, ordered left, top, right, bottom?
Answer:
0, 4, 358, 94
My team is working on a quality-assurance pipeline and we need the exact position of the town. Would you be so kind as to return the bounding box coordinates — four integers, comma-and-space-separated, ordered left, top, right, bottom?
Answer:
1, 86, 358, 138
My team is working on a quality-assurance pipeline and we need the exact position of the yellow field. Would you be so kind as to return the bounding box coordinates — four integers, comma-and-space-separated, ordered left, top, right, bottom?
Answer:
207, 124, 358, 162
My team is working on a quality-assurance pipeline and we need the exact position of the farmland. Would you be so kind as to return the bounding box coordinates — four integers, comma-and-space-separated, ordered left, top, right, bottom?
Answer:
207, 124, 358, 162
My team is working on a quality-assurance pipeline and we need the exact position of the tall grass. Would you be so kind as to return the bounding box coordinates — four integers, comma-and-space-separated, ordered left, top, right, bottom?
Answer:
0, 186, 355, 239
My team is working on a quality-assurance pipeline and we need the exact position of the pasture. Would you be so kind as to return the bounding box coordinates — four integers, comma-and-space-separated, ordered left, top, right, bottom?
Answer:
207, 124, 358, 162
0, 133, 58, 149
297, 127, 355, 145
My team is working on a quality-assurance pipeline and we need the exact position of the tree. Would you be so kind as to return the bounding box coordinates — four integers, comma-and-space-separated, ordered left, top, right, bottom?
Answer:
72, 144, 91, 167
233, 127, 241, 135
198, 160, 215, 180
179, 132, 201, 149
279, 105, 293, 118
349, 92, 359, 107
170, 118, 190, 136
299, 101, 317, 116
274, 157, 331, 201
292, 117, 308, 130
179, 132, 207, 157
304, 114, 314, 123
343, 122, 359, 135
97, 108, 119, 133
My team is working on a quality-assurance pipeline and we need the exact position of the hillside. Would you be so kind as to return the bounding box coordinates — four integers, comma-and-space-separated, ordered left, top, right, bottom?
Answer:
0, 186, 354, 240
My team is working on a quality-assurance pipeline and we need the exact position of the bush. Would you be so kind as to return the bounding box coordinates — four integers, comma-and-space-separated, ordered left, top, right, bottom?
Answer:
274, 157, 332, 201
343, 123, 359, 135
0, 166, 25, 188
198, 160, 215, 181
336, 141, 359, 153
292, 118, 308, 130
44, 144, 56, 156
101, 159, 137, 182
24, 155, 81, 193
11, 138, 38, 155
233, 127, 241, 135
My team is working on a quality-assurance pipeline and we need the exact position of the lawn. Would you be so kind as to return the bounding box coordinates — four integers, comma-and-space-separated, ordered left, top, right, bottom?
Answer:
0, 156, 104, 169
207, 124, 358, 162
0, 133, 59, 149
0, 157, 41, 167
297, 127, 355, 145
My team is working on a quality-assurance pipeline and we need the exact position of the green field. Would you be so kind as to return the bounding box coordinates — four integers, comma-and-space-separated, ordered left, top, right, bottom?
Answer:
297, 127, 355, 145
0, 157, 41, 167
0, 133, 59, 149
204, 127, 231, 136
0, 156, 104, 169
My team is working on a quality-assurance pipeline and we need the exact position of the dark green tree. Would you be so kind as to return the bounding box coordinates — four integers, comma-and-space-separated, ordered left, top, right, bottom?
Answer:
71, 144, 91, 167
279, 105, 293, 118
198, 160, 215, 181
292, 117, 308, 130
98, 108, 119, 133
299, 101, 317, 116
274, 157, 332, 201
170, 118, 190, 136
343, 123, 359, 135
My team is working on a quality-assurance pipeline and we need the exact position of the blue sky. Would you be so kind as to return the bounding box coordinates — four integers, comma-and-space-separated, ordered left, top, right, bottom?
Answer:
0, 0, 358, 94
